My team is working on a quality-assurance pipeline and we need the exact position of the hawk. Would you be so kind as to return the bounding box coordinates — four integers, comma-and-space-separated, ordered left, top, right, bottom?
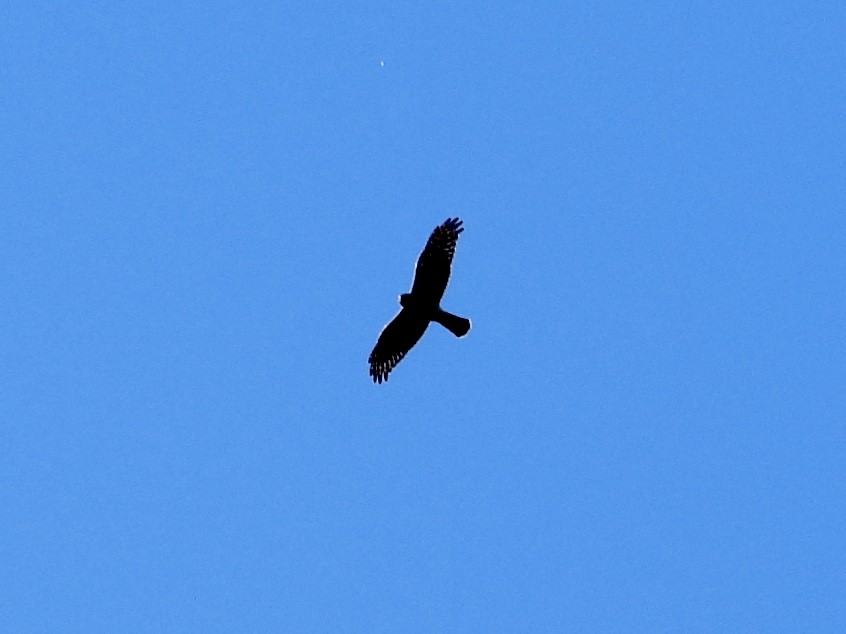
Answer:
369, 217, 471, 383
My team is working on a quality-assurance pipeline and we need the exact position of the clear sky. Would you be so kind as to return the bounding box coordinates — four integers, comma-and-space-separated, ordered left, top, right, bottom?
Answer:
2, 2, 844, 631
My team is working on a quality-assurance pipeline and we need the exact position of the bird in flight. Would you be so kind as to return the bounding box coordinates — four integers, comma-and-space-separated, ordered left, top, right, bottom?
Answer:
369, 217, 471, 383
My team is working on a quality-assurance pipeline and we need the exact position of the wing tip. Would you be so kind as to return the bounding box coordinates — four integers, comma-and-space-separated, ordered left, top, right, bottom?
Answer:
443, 217, 463, 234
369, 361, 390, 384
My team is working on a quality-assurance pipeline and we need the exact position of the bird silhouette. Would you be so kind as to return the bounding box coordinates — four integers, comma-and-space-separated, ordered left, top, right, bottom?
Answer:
369, 218, 471, 383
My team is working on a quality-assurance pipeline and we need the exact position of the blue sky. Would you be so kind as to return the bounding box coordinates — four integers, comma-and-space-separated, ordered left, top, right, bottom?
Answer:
2, 2, 844, 631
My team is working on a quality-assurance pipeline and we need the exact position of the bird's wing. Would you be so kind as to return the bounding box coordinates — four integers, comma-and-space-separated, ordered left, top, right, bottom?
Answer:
409, 217, 463, 303
369, 308, 430, 383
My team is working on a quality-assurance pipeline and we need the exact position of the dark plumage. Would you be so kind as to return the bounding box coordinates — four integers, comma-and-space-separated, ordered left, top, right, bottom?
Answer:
369, 217, 471, 383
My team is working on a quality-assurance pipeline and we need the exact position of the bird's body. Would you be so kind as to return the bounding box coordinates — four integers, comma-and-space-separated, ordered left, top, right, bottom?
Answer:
369, 218, 470, 383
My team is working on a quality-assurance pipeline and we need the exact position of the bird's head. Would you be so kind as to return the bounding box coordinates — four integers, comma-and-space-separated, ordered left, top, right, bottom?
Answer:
399, 293, 412, 308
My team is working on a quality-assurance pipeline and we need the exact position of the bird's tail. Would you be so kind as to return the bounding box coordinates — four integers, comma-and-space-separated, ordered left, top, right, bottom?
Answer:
433, 309, 471, 338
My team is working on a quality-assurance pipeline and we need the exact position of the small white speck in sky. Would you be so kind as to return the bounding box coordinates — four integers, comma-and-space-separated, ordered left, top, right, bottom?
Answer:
380, 60, 384, 67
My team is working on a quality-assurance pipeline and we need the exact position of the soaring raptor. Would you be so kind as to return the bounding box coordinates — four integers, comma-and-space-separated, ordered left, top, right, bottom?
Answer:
369, 217, 471, 383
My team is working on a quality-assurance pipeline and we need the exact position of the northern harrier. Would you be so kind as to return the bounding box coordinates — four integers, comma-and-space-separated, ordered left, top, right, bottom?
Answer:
369, 217, 471, 383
